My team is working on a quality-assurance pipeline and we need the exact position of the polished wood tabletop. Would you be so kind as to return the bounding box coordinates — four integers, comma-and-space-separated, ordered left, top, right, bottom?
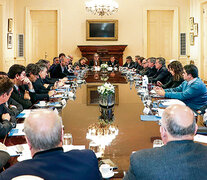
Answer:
85, 71, 127, 84
62, 81, 160, 172
1, 71, 161, 178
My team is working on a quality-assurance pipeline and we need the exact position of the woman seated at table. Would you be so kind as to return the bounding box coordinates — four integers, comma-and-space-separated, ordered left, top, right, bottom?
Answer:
156, 60, 184, 89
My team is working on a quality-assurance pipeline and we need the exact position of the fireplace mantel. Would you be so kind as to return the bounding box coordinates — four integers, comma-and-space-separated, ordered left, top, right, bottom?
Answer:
77, 45, 127, 66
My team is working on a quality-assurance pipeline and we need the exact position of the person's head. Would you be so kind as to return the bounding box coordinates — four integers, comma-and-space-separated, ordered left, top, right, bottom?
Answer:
155, 57, 165, 70
135, 55, 140, 62
53, 57, 59, 65
59, 53, 66, 59
59, 57, 67, 67
94, 53, 99, 61
168, 61, 183, 81
0, 77, 14, 104
183, 64, 198, 81
24, 109, 63, 156
79, 57, 87, 65
147, 57, 156, 68
138, 57, 145, 65
25, 64, 40, 82
142, 59, 148, 68
110, 56, 115, 63
37, 64, 48, 79
8, 64, 26, 86
126, 56, 132, 64
0, 71, 8, 77
37, 59, 50, 69
160, 104, 197, 144
68, 55, 73, 62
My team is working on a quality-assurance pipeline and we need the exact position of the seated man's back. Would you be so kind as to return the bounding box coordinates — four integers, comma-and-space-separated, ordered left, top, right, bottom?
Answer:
0, 109, 101, 180
127, 140, 207, 180
124, 104, 207, 180
0, 148, 101, 180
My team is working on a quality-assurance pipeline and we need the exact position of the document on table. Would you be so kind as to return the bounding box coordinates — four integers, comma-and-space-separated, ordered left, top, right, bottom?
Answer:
194, 134, 207, 143
6, 144, 29, 157
8, 123, 25, 137
62, 145, 85, 152
140, 115, 161, 122
16, 109, 31, 118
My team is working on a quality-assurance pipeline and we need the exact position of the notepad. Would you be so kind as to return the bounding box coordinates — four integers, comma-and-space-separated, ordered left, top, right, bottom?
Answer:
140, 115, 161, 121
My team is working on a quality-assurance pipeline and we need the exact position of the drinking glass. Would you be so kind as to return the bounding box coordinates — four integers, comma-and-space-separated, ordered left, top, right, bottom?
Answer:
63, 133, 73, 145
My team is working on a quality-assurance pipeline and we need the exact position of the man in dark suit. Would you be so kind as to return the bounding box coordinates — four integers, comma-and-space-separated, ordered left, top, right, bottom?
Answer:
134, 56, 144, 72
108, 56, 119, 68
145, 57, 157, 77
8, 64, 36, 109
33, 64, 56, 94
51, 57, 71, 78
124, 104, 207, 180
0, 77, 14, 139
0, 109, 102, 180
89, 53, 103, 67
26, 63, 54, 100
49, 57, 59, 75
149, 57, 170, 84
123, 56, 135, 69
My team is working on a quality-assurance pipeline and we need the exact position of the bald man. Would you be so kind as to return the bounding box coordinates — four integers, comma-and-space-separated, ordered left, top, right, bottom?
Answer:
124, 105, 207, 180
0, 109, 101, 180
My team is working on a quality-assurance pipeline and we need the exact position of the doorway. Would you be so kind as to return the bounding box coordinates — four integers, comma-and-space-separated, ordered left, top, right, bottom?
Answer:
147, 10, 174, 62
28, 10, 58, 64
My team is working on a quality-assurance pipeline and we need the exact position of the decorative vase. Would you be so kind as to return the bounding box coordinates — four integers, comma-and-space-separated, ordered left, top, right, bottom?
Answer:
99, 93, 115, 107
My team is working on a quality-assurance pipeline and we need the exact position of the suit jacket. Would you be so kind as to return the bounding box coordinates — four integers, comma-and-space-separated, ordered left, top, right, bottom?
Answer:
33, 77, 52, 94
123, 61, 135, 69
7, 98, 23, 116
108, 60, 119, 67
43, 76, 58, 85
0, 151, 10, 170
0, 98, 23, 130
149, 66, 170, 84
134, 62, 143, 72
162, 76, 184, 89
51, 64, 70, 78
0, 147, 102, 180
89, 60, 103, 67
11, 85, 33, 109
145, 66, 157, 77
124, 140, 207, 180
0, 104, 13, 138
165, 78, 207, 111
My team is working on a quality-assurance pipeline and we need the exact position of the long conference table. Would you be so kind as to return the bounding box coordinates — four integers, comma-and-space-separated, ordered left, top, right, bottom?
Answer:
2, 70, 161, 179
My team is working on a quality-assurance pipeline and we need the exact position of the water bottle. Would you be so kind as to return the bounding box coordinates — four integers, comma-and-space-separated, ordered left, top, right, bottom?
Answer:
142, 75, 148, 88
203, 109, 207, 125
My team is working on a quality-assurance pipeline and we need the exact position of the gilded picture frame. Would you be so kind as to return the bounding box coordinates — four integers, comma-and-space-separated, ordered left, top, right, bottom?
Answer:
87, 85, 119, 106
193, 23, 198, 37
86, 19, 118, 41
190, 32, 194, 46
7, 33, 13, 49
189, 17, 194, 31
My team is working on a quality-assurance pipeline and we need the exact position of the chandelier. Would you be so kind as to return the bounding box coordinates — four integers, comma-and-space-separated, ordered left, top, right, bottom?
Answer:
85, 0, 119, 16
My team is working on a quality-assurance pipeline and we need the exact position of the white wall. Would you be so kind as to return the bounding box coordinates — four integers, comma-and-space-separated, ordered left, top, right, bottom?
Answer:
0, 0, 190, 70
